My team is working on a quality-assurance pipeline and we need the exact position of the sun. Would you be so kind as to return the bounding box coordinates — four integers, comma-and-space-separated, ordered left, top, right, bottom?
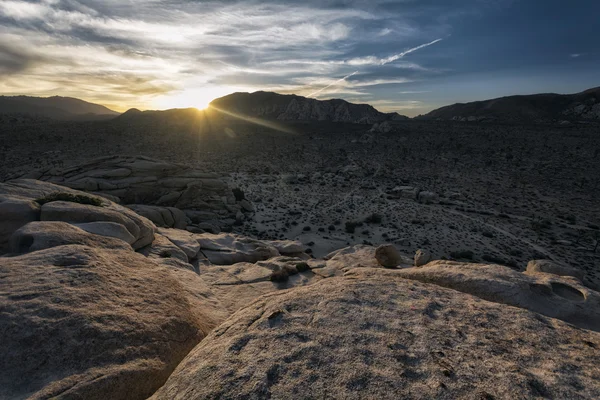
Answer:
153, 86, 238, 111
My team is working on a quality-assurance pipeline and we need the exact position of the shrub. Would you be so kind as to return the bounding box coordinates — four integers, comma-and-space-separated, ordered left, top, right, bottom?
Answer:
232, 187, 245, 201
295, 262, 310, 272
270, 268, 290, 282
159, 250, 172, 258
450, 250, 473, 260
345, 221, 361, 234
364, 213, 382, 224
36, 192, 103, 207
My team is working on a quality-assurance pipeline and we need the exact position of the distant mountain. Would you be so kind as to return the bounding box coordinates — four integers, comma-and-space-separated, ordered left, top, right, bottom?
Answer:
0, 96, 119, 121
209, 91, 408, 124
420, 87, 600, 123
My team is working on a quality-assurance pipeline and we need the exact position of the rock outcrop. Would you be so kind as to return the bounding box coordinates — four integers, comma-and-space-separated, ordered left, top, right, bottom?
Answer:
394, 260, 600, 331
2, 178, 600, 399
196, 233, 279, 265
0, 245, 219, 400
151, 268, 600, 400
0, 179, 155, 250
22, 156, 251, 229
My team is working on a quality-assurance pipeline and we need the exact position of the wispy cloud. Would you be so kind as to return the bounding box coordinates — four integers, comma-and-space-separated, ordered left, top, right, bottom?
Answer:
0, 0, 451, 113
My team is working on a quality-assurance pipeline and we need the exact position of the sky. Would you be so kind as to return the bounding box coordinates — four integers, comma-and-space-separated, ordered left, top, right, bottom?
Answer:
0, 0, 598, 116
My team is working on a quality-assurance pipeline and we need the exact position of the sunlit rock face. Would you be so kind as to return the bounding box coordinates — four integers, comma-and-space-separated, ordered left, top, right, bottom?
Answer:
151, 268, 600, 400
210, 91, 408, 123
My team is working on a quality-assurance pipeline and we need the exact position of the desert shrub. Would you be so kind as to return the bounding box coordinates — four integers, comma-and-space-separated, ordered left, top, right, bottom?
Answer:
482, 254, 503, 264
482, 231, 494, 238
270, 269, 290, 282
232, 187, 245, 201
345, 220, 361, 233
450, 250, 474, 260
36, 192, 103, 207
295, 262, 310, 272
159, 250, 172, 258
482, 254, 517, 269
364, 213, 382, 224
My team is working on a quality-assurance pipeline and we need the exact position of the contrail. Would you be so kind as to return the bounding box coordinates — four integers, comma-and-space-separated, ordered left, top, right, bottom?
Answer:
379, 38, 443, 65
307, 70, 359, 98
305, 38, 442, 98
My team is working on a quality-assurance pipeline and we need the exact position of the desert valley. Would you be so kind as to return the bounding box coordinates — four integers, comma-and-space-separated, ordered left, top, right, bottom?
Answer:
1, 87, 599, 399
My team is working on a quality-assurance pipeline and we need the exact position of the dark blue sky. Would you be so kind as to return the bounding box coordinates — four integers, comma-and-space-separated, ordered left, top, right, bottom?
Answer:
0, 0, 598, 115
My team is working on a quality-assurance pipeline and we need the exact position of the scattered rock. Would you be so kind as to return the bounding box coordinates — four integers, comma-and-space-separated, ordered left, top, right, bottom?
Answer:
414, 248, 432, 266
374, 244, 402, 268
418, 190, 438, 204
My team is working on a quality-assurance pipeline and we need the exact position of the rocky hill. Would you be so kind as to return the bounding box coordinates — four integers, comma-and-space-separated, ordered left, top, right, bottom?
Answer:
0, 95, 119, 121
420, 87, 600, 122
209, 91, 408, 124
1, 176, 599, 399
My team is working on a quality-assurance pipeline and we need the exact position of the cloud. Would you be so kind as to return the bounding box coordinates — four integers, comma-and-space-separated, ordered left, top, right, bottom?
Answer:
0, 0, 452, 111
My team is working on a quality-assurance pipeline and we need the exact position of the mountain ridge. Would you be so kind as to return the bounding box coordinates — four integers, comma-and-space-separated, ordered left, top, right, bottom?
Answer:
420, 87, 600, 122
209, 91, 409, 124
0, 95, 120, 121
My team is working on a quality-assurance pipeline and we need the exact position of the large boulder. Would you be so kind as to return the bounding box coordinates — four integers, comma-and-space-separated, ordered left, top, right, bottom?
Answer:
324, 245, 379, 271
127, 204, 188, 229
394, 260, 600, 331
73, 221, 136, 244
10, 221, 131, 253
0, 245, 219, 400
374, 244, 402, 268
41, 200, 154, 249
0, 179, 155, 250
151, 269, 600, 399
28, 156, 243, 226
196, 233, 279, 265
157, 228, 201, 260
